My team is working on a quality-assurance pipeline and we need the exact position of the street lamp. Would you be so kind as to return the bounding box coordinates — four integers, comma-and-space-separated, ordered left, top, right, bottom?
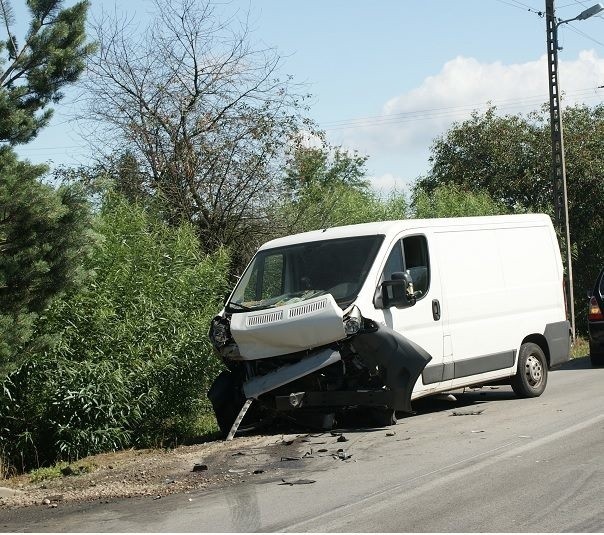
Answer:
559, 3, 604, 24
545, 1, 603, 341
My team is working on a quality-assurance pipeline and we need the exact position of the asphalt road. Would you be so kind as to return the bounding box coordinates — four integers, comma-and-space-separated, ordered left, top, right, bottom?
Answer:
3, 357, 604, 532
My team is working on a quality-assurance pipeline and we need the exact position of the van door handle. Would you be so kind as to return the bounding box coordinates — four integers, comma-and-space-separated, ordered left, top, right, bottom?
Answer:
432, 299, 441, 321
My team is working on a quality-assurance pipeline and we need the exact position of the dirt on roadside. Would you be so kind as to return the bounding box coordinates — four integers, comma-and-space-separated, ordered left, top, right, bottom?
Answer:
0, 432, 317, 509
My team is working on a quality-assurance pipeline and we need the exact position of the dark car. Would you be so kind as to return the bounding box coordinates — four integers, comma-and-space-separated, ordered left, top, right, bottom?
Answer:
588, 268, 604, 366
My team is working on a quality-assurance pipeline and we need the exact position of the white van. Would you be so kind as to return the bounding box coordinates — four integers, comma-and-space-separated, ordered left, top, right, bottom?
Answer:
208, 214, 570, 437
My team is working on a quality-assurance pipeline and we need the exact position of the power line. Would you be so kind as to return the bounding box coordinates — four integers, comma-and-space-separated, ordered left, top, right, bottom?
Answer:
493, 0, 545, 16
322, 86, 602, 131
564, 22, 604, 47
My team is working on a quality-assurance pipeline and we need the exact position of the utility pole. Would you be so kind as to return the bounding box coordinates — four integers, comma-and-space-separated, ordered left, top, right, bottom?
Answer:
545, 0, 575, 339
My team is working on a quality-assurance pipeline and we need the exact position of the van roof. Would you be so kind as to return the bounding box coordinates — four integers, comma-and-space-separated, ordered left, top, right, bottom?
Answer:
260, 214, 552, 250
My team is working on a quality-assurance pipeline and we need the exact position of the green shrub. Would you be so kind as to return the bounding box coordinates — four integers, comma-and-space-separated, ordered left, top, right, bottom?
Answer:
0, 195, 229, 472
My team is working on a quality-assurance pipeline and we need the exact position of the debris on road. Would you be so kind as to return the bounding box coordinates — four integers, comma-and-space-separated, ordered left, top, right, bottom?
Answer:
192, 463, 208, 472
386, 431, 396, 437
280, 456, 301, 462
279, 478, 316, 486
451, 409, 484, 416
336, 435, 348, 443
334, 449, 352, 460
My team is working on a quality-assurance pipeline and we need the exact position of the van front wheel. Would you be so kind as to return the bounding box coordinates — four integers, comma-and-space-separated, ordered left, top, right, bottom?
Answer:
511, 343, 548, 398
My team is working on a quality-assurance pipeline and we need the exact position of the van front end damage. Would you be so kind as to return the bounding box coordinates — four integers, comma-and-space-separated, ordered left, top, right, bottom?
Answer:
208, 295, 431, 438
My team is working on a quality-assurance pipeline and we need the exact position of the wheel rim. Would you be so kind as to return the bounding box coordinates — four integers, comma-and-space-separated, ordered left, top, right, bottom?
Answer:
525, 354, 543, 387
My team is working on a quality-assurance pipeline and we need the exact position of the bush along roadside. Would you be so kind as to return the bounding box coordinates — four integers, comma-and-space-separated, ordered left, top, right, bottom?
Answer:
0, 195, 230, 474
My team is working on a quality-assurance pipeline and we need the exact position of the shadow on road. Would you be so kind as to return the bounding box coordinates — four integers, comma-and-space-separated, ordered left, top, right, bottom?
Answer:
231, 357, 598, 439
554, 356, 592, 370
410, 388, 516, 418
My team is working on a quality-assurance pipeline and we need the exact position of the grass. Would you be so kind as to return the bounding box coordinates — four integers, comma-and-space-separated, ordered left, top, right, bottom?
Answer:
28, 460, 97, 483
29, 462, 70, 483
571, 336, 589, 359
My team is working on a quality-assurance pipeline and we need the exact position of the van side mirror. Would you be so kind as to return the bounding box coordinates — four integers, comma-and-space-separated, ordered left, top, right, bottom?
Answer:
381, 271, 416, 309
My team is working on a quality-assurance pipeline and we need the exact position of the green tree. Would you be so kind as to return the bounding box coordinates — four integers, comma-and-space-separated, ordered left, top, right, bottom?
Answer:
417, 104, 604, 332
412, 183, 511, 219
0, 0, 95, 144
278, 143, 408, 234
0, 0, 95, 370
0, 148, 92, 373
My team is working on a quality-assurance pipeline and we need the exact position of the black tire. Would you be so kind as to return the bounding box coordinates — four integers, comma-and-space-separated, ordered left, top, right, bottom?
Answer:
511, 343, 548, 398
589, 341, 604, 367
207, 371, 272, 438
369, 407, 397, 427
207, 370, 245, 437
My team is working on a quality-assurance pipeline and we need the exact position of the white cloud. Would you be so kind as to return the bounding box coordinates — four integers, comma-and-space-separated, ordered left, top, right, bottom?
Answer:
328, 50, 604, 183
368, 173, 406, 195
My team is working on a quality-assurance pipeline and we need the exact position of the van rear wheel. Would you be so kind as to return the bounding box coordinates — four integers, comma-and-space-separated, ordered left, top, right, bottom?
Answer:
511, 343, 548, 398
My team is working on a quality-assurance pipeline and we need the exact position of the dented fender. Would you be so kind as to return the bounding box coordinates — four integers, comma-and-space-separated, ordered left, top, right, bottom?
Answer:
352, 323, 432, 412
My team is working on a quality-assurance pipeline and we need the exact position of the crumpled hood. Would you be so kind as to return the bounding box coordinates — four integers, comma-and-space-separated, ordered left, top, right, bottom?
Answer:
229, 294, 346, 359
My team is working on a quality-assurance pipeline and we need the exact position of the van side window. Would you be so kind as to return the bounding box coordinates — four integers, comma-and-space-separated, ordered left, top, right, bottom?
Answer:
402, 235, 430, 296
382, 235, 430, 298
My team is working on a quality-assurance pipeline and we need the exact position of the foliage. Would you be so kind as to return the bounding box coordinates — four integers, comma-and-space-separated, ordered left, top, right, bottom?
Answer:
278, 143, 408, 234
0, 0, 95, 144
84, 0, 311, 268
418, 107, 546, 211
412, 183, 511, 219
418, 104, 604, 332
0, 0, 95, 371
0, 147, 93, 373
0, 195, 230, 470
28, 462, 69, 483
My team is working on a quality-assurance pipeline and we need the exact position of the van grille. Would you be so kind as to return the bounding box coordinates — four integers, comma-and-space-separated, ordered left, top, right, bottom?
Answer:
289, 298, 327, 318
247, 310, 284, 327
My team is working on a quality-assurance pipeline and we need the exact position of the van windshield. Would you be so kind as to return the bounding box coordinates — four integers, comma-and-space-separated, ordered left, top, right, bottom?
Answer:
227, 235, 384, 312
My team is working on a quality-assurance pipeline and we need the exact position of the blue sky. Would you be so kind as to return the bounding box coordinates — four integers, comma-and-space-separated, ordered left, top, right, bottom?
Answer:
11, 0, 604, 191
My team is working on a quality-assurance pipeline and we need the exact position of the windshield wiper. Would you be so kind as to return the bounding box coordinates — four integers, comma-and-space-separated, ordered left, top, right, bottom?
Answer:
226, 302, 254, 312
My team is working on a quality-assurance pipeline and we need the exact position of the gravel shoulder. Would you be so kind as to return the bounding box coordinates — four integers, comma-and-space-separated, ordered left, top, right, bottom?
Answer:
0, 432, 315, 509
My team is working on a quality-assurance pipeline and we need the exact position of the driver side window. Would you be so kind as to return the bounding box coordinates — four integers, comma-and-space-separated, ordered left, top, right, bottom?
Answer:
382, 235, 430, 297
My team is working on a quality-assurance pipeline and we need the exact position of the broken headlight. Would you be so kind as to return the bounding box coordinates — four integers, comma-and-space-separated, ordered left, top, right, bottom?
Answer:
209, 315, 233, 350
343, 306, 362, 335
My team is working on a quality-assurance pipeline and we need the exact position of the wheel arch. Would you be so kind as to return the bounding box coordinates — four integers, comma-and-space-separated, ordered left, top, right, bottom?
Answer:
520, 334, 550, 367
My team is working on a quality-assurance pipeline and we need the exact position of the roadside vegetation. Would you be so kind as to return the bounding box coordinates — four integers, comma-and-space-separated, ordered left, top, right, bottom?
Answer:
1, 0, 601, 476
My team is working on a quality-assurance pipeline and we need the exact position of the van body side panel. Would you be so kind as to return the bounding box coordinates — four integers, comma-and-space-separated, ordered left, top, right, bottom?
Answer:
436, 223, 565, 384
544, 320, 571, 367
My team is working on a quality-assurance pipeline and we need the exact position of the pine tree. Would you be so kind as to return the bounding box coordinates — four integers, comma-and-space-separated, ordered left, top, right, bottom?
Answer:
0, 1, 94, 371
0, 0, 95, 144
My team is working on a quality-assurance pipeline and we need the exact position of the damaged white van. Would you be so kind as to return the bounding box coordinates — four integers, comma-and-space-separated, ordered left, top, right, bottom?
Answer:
208, 214, 570, 438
